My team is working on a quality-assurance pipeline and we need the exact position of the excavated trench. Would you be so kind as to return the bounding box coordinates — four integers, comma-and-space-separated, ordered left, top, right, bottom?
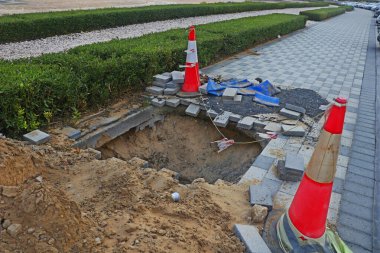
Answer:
100, 114, 262, 184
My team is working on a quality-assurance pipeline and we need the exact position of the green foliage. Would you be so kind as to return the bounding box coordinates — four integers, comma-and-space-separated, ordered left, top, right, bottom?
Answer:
0, 14, 307, 136
300, 7, 347, 21
342, 5, 354, 12
0, 1, 327, 43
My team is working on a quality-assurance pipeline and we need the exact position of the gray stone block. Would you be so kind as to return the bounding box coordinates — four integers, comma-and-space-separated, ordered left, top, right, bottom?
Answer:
153, 80, 167, 88
279, 108, 301, 120
207, 109, 218, 118
166, 98, 180, 108
229, 113, 242, 123
146, 86, 164, 95
185, 104, 201, 117
214, 111, 232, 127
151, 98, 165, 107
161, 72, 172, 77
249, 184, 273, 209
285, 153, 305, 174
154, 74, 171, 83
23, 130, 50, 145
165, 81, 180, 89
171, 71, 184, 84
61, 127, 81, 140
163, 87, 180, 95
234, 94, 243, 102
199, 84, 208, 94
285, 103, 306, 114
233, 224, 271, 253
222, 88, 238, 100
252, 155, 275, 171
281, 125, 305, 137
237, 117, 255, 130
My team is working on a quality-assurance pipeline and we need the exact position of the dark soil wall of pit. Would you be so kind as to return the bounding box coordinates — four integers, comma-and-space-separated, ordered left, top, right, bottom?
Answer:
99, 114, 262, 184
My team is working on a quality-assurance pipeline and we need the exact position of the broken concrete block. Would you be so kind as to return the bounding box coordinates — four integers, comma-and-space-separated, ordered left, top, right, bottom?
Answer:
285, 103, 306, 115
222, 88, 238, 100
234, 94, 243, 102
185, 104, 201, 117
166, 98, 181, 108
207, 109, 218, 118
199, 84, 208, 95
165, 81, 180, 89
146, 86, 164, 95
229, 113, 242, 123
234, 224, 271, 253
251, 205, 269, 223
214, 111, 232, 127
249, 184, 273, 209
237, 117, 256, 130
153, 80, 167, 88
7, 224, 22, 237
154, 74, 171, 83
163, 87, 180, 95
61, 127, 81, 140
151, 98, 165, 107
23, 130, 50, 145
171, 71, 185, 84
264, 122, 282, 132
282, 125, 306, 137
279, 108, 301, 120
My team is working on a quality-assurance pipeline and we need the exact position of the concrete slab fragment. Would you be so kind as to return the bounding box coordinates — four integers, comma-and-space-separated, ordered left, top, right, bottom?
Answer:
264, 122, 282, 132
166, 98, 180, 108
249, 184, 273, 209
237, 117, 256, 130
171, 71, 185, 84
165, 81, 180, 89
61, 127, 81, 140
234, 94, 243, 102
23, 130, 50, 145
152, 80, 167, 88
146, 86, 164, 95
163, 87, 180, 95
185, 104, 201, 117
234, 224, 271, 253
207, 109, 218, 118
229, 113, 242, 123
285, 103, 306, 114
222, 88, 238, 100
154, 74, 171, 83
214, 111, 232, 127
280, 108, 301, 120
151, 98, 165, 107
285, 153, 305, 174
282, 125, 305, 137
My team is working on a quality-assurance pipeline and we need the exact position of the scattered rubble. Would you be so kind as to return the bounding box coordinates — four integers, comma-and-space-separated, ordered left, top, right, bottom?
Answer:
251, 205, 269, 223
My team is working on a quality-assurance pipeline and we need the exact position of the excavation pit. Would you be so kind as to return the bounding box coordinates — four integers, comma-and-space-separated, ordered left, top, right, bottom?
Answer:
99, 114, 262, 184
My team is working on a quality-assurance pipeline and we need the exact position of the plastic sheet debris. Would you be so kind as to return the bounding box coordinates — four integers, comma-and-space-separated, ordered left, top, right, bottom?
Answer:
211, 138, 235, 153
253, 93, 280, 107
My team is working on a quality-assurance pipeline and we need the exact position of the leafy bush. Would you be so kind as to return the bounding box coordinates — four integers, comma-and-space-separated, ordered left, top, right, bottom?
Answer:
0, 14, 307, 136
300, 7, 346, 21
342, 5, 354, 11
0, 2, 327, 43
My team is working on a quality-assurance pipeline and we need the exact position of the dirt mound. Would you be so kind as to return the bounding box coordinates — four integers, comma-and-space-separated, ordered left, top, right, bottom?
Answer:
0, 139, 41, 186
100, 114, 261, 183
0, 182, 97, 253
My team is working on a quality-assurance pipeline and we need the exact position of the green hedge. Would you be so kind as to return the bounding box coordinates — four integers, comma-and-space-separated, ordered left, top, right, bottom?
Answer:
342, 5, 354, 11
0, 2, 327, 43
0, 14, 307, 136
300, 7, 346, 21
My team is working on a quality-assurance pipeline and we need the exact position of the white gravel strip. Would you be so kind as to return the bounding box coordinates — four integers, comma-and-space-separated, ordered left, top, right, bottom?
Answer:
0, 6, 332, 60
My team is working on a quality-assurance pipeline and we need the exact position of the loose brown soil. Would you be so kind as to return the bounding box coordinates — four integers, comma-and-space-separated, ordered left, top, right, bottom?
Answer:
100, 114, 262, 184
0, 132, 254, 252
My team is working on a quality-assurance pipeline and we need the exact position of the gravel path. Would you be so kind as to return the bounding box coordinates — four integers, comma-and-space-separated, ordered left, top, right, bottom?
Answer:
0, 6, 330, 60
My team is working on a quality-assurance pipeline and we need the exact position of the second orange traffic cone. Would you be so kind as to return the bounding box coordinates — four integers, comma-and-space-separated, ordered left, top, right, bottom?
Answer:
181, 25, 200, 93
277, 97, 347, 252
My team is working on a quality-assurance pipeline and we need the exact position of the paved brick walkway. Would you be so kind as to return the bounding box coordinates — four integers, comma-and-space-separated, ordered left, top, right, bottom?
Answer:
204, 9, 376, 252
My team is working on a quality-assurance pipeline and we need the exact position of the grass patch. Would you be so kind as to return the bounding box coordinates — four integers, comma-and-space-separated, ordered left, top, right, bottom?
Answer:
300, 7, 346, 21
0, 13, 306, 136
0, 2, 327, 43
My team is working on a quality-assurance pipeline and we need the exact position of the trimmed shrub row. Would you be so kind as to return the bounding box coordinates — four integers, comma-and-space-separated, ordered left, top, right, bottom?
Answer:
300, 7, 347, 21
0, 13, 307, 136
0, 2, 327, 43
342, 5, 354, 11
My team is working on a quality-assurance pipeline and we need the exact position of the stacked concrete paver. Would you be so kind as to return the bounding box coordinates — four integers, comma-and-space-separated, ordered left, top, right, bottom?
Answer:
204, 9, 375, 252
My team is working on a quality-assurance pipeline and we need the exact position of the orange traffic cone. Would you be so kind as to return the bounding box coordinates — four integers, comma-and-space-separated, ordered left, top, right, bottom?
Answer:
277, 97, 347, 252
181, 26, 200, 93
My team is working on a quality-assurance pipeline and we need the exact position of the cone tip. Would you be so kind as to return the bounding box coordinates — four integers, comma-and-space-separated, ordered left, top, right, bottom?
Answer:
335, 97, 347, 104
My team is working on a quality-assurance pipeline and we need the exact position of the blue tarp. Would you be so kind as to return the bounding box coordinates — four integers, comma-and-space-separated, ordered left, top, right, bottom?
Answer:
206, 78, 280, 106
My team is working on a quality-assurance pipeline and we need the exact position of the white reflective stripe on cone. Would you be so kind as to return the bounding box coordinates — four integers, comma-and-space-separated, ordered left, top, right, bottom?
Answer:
185, 41, 198, 64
